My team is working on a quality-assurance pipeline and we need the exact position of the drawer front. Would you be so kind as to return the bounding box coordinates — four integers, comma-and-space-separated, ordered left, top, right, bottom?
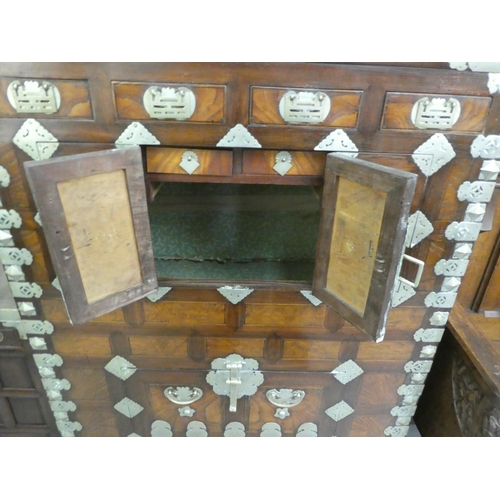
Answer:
0, 77, 92, 118
114, 82, 226, 123
243, 150, 325, 176
146, 147, 233, 176
250, 86, 361, 128
381, 93, 491, 133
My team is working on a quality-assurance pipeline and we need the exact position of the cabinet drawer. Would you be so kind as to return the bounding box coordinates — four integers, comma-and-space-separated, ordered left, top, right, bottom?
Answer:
381, 93, 491, 133
250, 86, 361, 128
242, 150, 325, 176
113, 82, 225, 123
0, 77, 92, 118
146, 148, 233, 176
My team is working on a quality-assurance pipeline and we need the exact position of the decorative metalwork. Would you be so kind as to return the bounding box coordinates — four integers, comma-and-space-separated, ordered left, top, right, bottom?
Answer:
441, 277, 461, 293
295, 423, 318, 437
260, 422, 282, 437
398, 385, 424, 397
7, 80, 61, 114
216, 124, 261, 148
266, 388, 305, 408
471, 135, 500, 159
464, 203, 486, 222
273, 151, 293, 176
453, 243, 473, 260
314, 129, 358, 156
18, 302, 36, 316
0, 209, 22, 229
146, 287, 172, 302
396, 416, 412, 426
412, 133, 456, 176
0, 229, 14, 246
398, 254, 424, 288
178, 406, 195, 418
217, 286, 253, 304
0, 165, 10, 187
300, 290, 322, 306
9, 282, 43, 299
51, 277, 61, 293
384, 426, 410, 437
331, 359, 364, 385
56, 420, 83, 437
405, 210, 434, 248
164, 386, 203, 405
411, 373, 427, 384
278, 91, 331, 125
325, 401, 354, 422
13, 119, 59, 160
104, 355, 137, 381
457, 181, 496, 202
143, 86, 196, 120
50, 400, 76, 413
391, 280, 416, 308
420, 345, 437, 358
179, 151, 200, 175
391, 405, 417, 417
487, 74, 500, 94
33, 353, 63, 368
434, 259, 468, 276
430, 311, 449, 326
424, 291, 457, 308
2, 320, 53, 339
411, 97, 461, 130
186, 421, 208, 437
151, 420, 173, 437
206, 354, 264, 412
479, 160, 500, 180
114, 397, 144, 418
224, 422, 245, 437
450, 62, 500, 72
0, 247, 33, 265
404, 360, 433, 373
42, 379, 71, 391
275, 407, 290, 419
115, 122, 160, 148
29, 337, 47, 350
414, 328, 445, 342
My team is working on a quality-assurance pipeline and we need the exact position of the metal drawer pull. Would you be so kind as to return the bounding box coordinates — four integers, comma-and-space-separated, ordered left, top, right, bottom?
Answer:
266, 388, 305, 408
164, 386, 203, 405
398, 254, 425, 288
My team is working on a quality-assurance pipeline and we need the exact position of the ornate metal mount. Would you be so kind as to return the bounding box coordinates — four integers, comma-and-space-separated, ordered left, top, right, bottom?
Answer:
266, 388, 305, 408
279, 91, 331, 125
216, 124, 261, 148
13, 119, 59, 161
179, 151, 200, 174
314, 129, 358, 156
273, 151, 293, 176
411, 97, 461, 130
143, 86, 196, 120
164, 386, 203, 405
412, 133, 456, 176
206, 354, 264, 412
7, 80, 61, 114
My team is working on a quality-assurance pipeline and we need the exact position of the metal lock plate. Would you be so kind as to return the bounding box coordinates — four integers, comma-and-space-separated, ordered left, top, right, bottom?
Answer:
411, 97, 461, 130
279, 91, 331, 125
273, 151, 293, 176
179, 151, 200, 175
143, 86, 196, 120
7, 80, 61, 114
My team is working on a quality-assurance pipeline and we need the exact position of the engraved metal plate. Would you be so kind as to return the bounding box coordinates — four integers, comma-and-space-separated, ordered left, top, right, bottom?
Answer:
434, 259, 469, 276
314, 129, 358, 156
216, 124, 261, 148
104, 355, 137, 381
424, 292, 457, 308
9, 282, 43, 298
164, 386, 203, 405
217, 286, 253, 304
13, 119, 59, 161
0, 247, 33, 265
115, 122, 160, 148
7, 80, 61, 114
0, 209, 22, 229
325, 401, 354, 422
412, 133, 456, 176
114, 397, 144, 418
479, 160, 500, 180
179, 151, 200, 175
457, 181, 496, 202
391, 405, 417, 417
143, 86, 196, 120
331, 359, 364, 384
411, 97, 461, 130
404, 360, 434, 373
273, 151, 293, 176
398, 384, 424, 397
445, 221, 482, 241
279, 91, 331, 125
266, 389, 305, 408
2, 320, 53, 339
405, 210, 434, 248
471, 135, 500, 159
33, 353, 63, 368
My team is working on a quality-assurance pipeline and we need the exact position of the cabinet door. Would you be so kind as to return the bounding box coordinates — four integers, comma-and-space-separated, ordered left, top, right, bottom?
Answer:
313, 154, 417, 342
24, 146, 157, 326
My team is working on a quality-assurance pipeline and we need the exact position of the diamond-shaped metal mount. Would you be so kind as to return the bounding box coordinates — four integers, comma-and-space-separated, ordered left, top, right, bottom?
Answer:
216, 124, 261, 148
405, 211, 434, 248
217, 286, 253, 304
179, 151, 200, 175
13, 119, 59, 161
105, 355, 137, 381
146, 287, 172, 302
314, 129, 358, 156
331, 359, 364, 385
273, 151, 293, 176
325, 401, 354, 422
115, 122, 160, 148
300, 290, 322, 306
412, 133, 456, 176
114, 397, 144, 418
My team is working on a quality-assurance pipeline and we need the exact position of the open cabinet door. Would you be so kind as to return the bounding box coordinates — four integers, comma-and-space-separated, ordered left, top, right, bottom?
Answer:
313, 154, 417, 342
24, 146, 157, 326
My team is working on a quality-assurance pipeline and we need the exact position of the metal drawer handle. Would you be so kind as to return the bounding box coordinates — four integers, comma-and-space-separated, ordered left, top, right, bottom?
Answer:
164, 386, 203, 405
398, 254, 425, 288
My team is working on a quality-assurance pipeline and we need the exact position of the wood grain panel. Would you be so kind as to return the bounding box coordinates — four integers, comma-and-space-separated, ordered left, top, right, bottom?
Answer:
244, 304, 326, 327
51, 334, 112, 358
0, 78, 92, 118
206, 338, 264, 359
242, 150, 325, 176
129, 336, 188, 357
349, 415, 393, 437
76, 406, 119, 437
357, 373, 406, 405
1, 144, 31, 209
282, 340, 341, 360
385, 307, 426, 331
41, 298, 124, 323
20, 229, 51, 283
61, 368, 111, 401
251, 87, 361, 127
143, 301, 226, 325
357, 341, 415, 361
114, 82, 225, 122
382, 93, 491, 132
146, 147, 232, 176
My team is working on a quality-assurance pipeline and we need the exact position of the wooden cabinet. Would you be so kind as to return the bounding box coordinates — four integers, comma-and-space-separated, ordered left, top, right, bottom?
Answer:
0, 62, 498, 437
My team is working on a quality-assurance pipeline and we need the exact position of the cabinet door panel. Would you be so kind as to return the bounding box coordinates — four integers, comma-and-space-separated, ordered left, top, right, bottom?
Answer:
24, 146, 157, 325
313, 154, 417, 342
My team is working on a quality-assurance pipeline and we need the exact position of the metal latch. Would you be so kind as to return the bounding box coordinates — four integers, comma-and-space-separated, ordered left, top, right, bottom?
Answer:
411, 97, 461, 130
206, 354, 264, 412
7, 80, 61, 114
143, 86, 196, 120
279, 90, 331, 125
